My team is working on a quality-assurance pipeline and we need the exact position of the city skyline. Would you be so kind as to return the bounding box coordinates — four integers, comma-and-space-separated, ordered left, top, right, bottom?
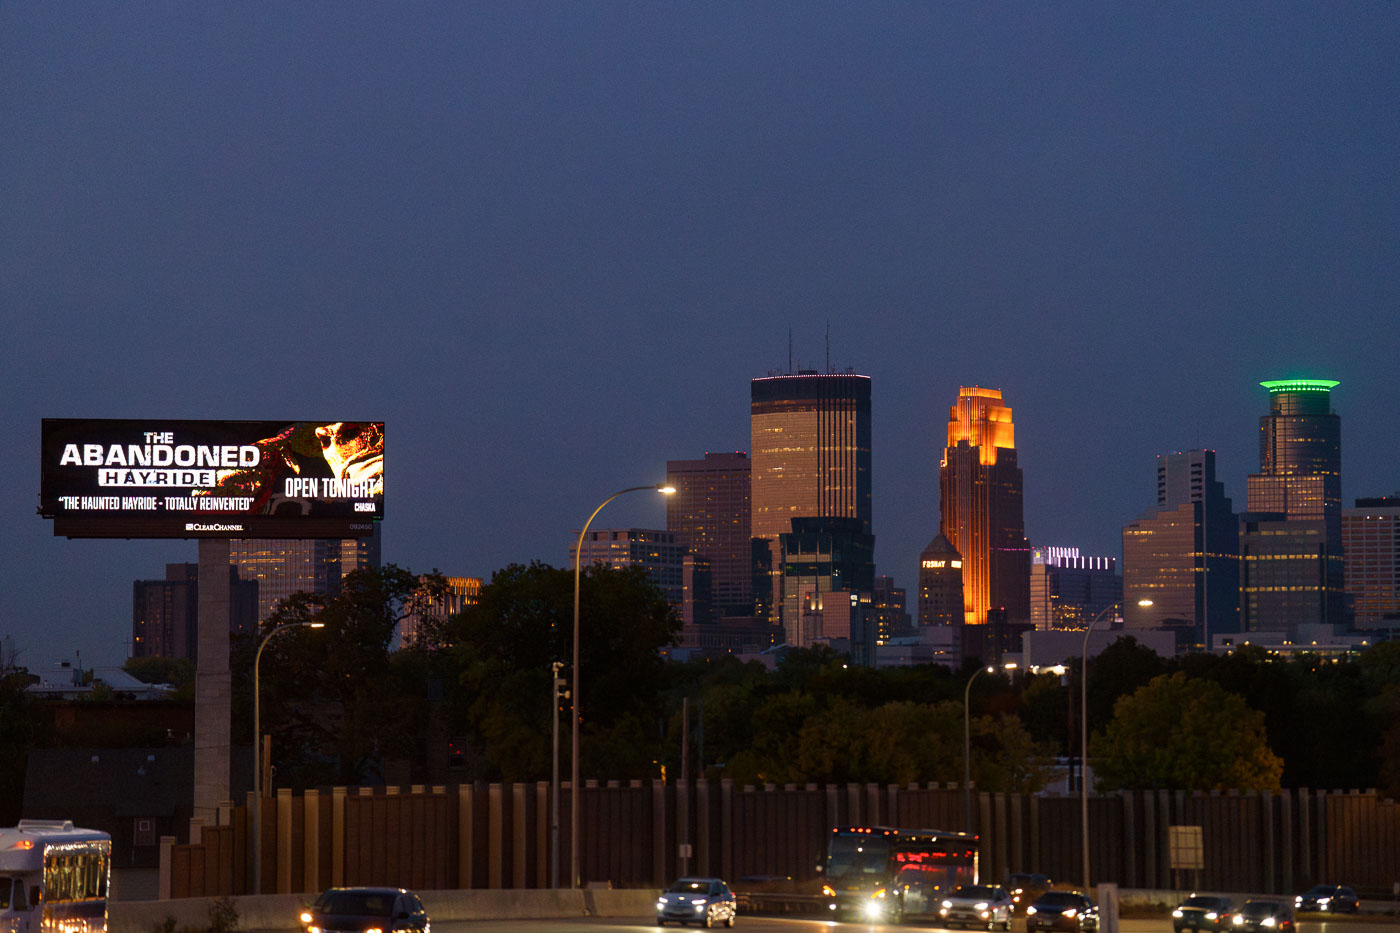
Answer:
3, 4, 1398, 667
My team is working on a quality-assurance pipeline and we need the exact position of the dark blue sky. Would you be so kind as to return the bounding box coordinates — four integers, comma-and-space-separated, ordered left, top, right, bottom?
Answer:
4, 3, 1397, 668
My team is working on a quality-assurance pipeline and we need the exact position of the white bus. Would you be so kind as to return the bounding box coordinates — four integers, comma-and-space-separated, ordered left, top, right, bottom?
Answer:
0, 821, 111, 933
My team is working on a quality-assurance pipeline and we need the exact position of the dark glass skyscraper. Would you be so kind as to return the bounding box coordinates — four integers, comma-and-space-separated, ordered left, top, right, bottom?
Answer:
751, 371, 873, 640
939, 386, 1029, 627
1122, 449, 1239, 646
1240, 379, 1344, 632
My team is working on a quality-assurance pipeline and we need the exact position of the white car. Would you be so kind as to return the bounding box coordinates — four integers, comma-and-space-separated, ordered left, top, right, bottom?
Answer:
657, 877, 737, 928
940, 884, 1015, 930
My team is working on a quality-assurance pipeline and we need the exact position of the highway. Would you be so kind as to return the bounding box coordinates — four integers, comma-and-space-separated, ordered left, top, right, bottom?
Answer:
425, 916, 1400, 933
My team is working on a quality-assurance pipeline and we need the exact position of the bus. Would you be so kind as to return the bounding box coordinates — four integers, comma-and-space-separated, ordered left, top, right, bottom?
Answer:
821, 826, 978, 923
0, 821, 111, 933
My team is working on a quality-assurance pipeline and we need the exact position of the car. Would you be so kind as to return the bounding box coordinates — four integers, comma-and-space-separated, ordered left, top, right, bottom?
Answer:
1025, 890, 1099, 933
299, 887, 430, 933
1174, 895, 1236, 932
939, 884, 1014, 930
1006, 873, 1054, 913
1231, 899, 1295, 932
657, 877, 737, 928
1294, 885, 1359, 914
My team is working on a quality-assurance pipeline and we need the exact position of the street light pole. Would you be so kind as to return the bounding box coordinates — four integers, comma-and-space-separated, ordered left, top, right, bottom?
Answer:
1080, 599, 1151, 892
570, 483, 674, 889
963, 663, 1016, 830
550, 660, 564, 889
963, 665, 991, 830
252, 620, 323, 895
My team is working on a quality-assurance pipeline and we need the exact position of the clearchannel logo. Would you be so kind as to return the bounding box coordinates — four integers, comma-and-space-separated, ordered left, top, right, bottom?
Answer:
185, 522, 246, 533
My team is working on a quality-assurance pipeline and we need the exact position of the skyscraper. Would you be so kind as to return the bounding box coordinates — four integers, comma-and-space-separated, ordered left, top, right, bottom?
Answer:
229, 532, 381, 624
570, 527, 687, 618
665, 451, 752, 617
132, 562, 257, 660
1344, 496, 1400, 630
751, 370, 873, 636
750, 372, 871, 538
1122, 450, 1239, 646
939, 387, 1029, 628
916, 534, 964, 627
1240, 379, 1345, 632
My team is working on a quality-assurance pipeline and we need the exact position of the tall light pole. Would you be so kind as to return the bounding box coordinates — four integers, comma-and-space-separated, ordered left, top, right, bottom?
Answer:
570, 483, 675, 889
252, 620, 323, 894
963, 662, 1016, 829
1080, 599, 1151, 892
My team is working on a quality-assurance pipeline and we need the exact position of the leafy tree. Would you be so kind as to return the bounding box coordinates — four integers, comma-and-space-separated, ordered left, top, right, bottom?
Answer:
1091, 672, 1283, 791
234, 565, 447, 787
447, 561, 679, 781
972, 711, 1057, 794
723, 690, 822, 784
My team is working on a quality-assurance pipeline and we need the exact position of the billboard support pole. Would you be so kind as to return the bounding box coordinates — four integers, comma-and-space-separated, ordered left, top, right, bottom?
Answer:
194, 538, 232, 831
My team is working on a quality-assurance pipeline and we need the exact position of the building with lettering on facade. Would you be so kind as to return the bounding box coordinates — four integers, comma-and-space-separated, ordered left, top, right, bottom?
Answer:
1029, 546, 1121, 631
916, 533, 964, 628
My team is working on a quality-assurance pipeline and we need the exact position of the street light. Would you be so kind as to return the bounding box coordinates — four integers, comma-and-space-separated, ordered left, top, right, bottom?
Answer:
252, 620, 323, 894
569, 483, 675, 889
963, 662, 1016, 829
1080, 599, 1151, 892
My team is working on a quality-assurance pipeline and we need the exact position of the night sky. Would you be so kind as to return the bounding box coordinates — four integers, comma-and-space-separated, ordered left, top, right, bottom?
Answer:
4, 3, 1397, 669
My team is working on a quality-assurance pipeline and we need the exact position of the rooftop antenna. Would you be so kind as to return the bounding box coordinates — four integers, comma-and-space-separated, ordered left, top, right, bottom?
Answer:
826, 323, 831, 373
788, 327, 793, 375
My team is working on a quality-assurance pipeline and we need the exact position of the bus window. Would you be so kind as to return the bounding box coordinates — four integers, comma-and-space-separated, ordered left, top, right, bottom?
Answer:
1, 878, 13, 910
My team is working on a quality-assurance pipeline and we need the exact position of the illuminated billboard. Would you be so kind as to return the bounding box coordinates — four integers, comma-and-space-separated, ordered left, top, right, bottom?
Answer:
40, 419, 383, 539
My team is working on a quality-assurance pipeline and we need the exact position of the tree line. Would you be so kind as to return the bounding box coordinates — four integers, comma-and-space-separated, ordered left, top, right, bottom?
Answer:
3, 561, 1398, 825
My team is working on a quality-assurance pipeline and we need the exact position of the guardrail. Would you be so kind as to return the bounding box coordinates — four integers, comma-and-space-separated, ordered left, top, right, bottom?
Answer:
109, 888, 663, 933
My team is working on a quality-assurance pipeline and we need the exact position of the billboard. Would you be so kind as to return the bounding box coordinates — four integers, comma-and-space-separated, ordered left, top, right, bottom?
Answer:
40, 419, 383, 539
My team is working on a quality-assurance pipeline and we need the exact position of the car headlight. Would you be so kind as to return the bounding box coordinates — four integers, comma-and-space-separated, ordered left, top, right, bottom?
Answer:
1318, 899, 1330, 907
1026, 906, 1038, 916
1262, 918, 1276, 927
1174, 910, 1184, 918
1206, 912, 1219, 920
872, 889, 887, 899
1062, 909, 1078, 918
863, 901, 887, 920
822, 885, 835, 897
943, 900, 954, 909
976, 903, 989, 911
366, 927, 383, 933
693, 903, 706, 913
299, 914, 313, 925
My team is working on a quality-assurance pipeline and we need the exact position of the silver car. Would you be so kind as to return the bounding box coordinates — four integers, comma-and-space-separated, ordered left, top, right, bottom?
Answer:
940, 884, 1014, 930
657, 877, 737, 928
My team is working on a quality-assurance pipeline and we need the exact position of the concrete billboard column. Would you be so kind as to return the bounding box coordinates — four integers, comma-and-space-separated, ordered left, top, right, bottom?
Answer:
195, 538, 233, 827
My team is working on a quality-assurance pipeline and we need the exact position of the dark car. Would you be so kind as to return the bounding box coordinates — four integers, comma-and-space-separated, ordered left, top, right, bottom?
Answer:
939, 884, 1014, 930
1174, 895, 1235, 932
1294, 885, 1359, 914
1025, 891, 1098, 933
656, 877, 737, 928
1232, 899, 1295, 932
300, 887, 429, 933
1006, 874, 1054, 913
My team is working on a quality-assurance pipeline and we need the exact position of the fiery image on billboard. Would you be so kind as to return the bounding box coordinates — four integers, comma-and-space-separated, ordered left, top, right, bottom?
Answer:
39, 419, 384, 539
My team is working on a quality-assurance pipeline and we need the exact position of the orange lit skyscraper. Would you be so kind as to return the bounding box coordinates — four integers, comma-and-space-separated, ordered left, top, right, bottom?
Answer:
939, 387, 1030, 627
